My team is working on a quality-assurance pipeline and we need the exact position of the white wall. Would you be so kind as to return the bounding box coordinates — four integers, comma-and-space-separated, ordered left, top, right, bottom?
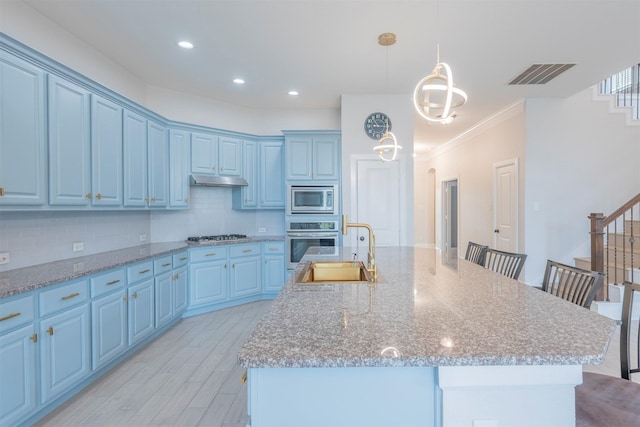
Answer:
421, 102, 526, 261
524, 87, 640, 285
340, 94, 415, 246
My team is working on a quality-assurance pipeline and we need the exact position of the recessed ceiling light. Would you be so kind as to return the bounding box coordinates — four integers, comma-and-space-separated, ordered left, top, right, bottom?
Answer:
288, 90, 299, 96
233, 78, 245, 84
178, 41, 194, 49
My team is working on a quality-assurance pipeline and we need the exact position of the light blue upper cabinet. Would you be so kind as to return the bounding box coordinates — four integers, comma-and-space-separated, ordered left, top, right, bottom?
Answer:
312, 136, 340, 180
260, 140, 285, 207
218, 136, 242, 176
123, 109, 148, 207
236, 141, 258, 208
0, 51, 46, 205
48, 75, 91, 206
91, 96, 123, 206
147, 121, 168, 207
169, 129, 190, 209
284, 131, 340, 182
191, 132, 218, 174
285, 137, 313, 181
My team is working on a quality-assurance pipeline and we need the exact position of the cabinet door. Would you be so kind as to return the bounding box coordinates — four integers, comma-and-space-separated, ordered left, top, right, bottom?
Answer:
237, 141, 258, 208
219, 136, 242, 176
91, 96, 123, 206
169, 129, 190, 208
313, 137, 340, 180
155, 272, 173, 328
0, 52, 46, 205
48, 75, 91, 206
91, 290, 127, 370
230, 256, 261, 298
260, 141, 284, 208
40, 304, 91, 404
128, 279, 155, 346
285, 138, 312, 181
147, 121, 168, 207
173, 266, 188, 316
0, 324, 37, 427
263, 242, 285, 293
191, 132, 218, 174
189, 260, 228, 307
123, 109, 148, 207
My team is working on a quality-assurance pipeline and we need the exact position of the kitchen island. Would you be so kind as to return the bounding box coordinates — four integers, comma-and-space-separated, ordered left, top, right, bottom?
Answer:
238, 247, 616, 427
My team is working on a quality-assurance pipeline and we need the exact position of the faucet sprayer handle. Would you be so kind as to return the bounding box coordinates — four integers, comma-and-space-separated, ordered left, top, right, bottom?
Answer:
341, 214, 348, 235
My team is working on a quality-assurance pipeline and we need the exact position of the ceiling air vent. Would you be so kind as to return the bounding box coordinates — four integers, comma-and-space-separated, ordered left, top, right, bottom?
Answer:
508, 63, 576, 85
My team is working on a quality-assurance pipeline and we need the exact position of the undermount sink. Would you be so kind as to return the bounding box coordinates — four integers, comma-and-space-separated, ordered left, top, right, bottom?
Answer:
297, 261, 371, 283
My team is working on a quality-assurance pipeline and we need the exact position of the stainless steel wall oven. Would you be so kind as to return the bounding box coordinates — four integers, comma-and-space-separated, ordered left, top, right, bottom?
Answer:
285, 219, 339, 269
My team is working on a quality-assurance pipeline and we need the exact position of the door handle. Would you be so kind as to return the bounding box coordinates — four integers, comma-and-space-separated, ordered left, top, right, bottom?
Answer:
359, 236, 365, 241
494, 229, 500, 233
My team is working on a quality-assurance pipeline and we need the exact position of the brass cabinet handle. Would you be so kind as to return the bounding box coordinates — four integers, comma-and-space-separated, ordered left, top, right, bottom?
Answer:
139, 269, 150, 274
96, 193, 102, 200
205, 253, 217, 257
268, 248, 279, 251
123, 296, 128, 302
151, 197, 156, 202
47, 326, 54, 336
240, 370, 247, 384
0, 312, 20, 322
106, 280, 120, 285
224, 263, 227, 269
162, 263, 171, 267
61, 292, 80, 301
221, 167, 224, 172
232, 264, 235, 268
145, 197, 149, 202
132, 292, 138, 299
30, 333, 38, 343
242, 249, 252, 253
0, 187, 4, 197
180, 257, 187, 261
86, 192, 92, 199
212, 166, 216, 171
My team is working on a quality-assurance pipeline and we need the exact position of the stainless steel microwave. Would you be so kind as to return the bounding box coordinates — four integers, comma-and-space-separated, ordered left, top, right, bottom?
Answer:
288, 185, 336, 214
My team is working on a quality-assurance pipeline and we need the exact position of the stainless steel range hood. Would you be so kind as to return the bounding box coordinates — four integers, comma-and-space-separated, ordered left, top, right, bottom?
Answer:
190, 174, 248, 187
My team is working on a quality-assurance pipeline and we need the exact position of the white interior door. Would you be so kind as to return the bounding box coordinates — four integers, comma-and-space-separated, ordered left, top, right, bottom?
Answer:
493, 159, 518, 251
353, 158, 400, 249
442, 179, 458, 252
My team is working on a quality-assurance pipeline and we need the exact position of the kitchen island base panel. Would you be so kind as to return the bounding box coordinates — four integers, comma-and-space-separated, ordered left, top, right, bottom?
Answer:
247, 364, 583, 427
248, 366, 437, 427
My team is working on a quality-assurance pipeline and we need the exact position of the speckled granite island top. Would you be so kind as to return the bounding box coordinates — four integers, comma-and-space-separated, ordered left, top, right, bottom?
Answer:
0, 236, 283, 299
238, 246, 616, 369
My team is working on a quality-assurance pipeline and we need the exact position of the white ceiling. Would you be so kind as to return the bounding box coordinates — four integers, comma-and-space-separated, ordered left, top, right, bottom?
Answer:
21, 0, 640, 151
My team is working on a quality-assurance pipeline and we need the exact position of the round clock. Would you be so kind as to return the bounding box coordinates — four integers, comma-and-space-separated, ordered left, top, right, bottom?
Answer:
364, 112, 392, 140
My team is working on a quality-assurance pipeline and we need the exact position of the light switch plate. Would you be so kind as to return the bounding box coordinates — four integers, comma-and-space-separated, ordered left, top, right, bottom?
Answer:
72, 242, 85, 252
0, 252, 9, 265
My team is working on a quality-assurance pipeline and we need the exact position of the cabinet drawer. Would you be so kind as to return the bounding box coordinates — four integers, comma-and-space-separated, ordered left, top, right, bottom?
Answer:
39, 279, 89, 317
262, 242, 284, 254
127, 260, 154, 284
173, 251, 189, 268
154, 256, 173, 275
229, 243, 261, 258
90, 269, 126, 298
0, 293, 35, 333
190, 246, 228, 263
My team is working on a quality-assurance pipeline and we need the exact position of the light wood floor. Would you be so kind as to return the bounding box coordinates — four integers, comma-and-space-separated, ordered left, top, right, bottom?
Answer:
35, 300, 635, 427
35, 300, 272, 427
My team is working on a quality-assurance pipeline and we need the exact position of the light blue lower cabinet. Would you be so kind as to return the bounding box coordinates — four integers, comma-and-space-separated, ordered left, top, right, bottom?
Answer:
173, 266, 188, 315
189, 259, 229, 307
0, 323, 37, 426
128, 278, 155, 346
39, 304, 91, 404
262, 242, 285, 295
91, 289, 127, 370
155, 272, 174, 328
229, 256, 261, 298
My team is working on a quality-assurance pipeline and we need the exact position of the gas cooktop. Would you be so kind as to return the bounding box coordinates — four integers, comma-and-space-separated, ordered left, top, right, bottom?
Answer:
186, 234, 248, 244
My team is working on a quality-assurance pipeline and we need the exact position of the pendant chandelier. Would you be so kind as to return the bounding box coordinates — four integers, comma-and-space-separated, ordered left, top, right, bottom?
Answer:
374, 33, 402, 162
412, 2, 467, 124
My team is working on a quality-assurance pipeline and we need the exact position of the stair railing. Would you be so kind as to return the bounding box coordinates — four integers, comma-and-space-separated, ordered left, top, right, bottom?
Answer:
600, 63, 640, 121
589, 193, 640, 300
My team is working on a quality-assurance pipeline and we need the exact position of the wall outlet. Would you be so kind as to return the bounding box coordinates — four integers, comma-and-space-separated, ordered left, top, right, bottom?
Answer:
139, 234, 147, 242
72, 241, 85, 252
258, 227, 267, 233
73, 262, 85, 272
0, 252, 9, 265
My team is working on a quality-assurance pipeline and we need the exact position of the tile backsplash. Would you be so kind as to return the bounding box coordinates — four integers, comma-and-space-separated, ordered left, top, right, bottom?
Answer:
0, 187, 285, 272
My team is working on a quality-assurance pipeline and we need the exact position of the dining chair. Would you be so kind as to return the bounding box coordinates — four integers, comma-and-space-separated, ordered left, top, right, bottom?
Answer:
575, 281, 640, 426
541, 260, 604, 309
482, 248, 527, 280
464, 241, 488, 266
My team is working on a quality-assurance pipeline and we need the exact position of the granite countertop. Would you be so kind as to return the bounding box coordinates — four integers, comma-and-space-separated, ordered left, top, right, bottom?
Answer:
238, 246, 616, 369
0, 236, 284, 299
